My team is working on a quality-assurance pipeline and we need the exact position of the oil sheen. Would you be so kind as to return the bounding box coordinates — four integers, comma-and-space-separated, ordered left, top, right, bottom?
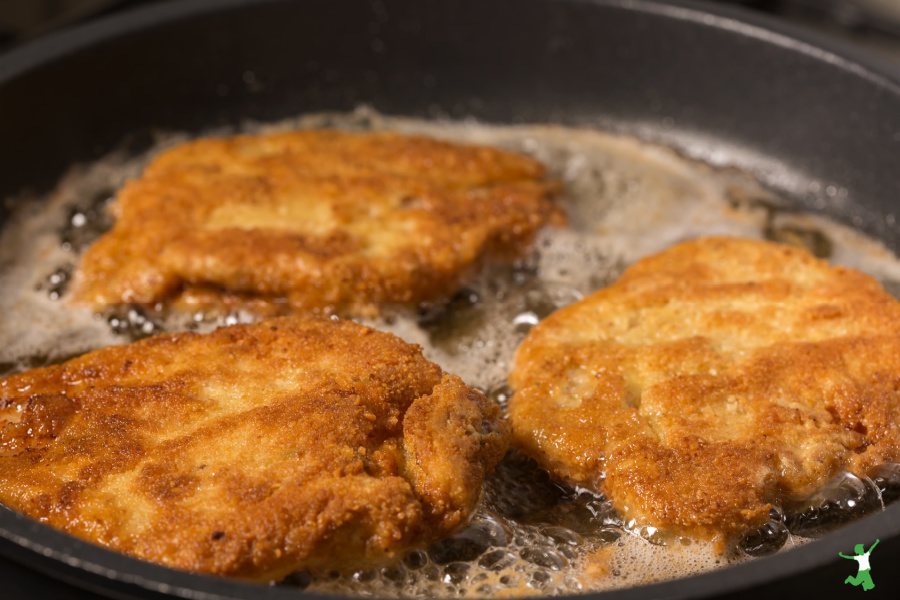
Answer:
1, 108, 900, 596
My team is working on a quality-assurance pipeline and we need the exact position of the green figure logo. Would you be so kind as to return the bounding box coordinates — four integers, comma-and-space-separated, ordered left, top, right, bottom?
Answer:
839, 539, 880, 591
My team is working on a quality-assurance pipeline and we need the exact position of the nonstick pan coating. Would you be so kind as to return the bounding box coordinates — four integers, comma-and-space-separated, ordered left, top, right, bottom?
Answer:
1, 0, 900, 598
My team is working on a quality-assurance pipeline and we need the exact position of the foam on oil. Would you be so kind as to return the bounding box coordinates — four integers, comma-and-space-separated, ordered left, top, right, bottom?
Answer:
2, 107, 900, 595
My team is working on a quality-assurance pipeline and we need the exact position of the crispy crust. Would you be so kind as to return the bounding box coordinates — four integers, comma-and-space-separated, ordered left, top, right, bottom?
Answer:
0, 316, 508, 580
71, 130, 562, 315
508, 236, 900, 545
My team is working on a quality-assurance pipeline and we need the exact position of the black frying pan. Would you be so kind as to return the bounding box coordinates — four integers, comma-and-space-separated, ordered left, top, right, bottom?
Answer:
2, 0, 900, 598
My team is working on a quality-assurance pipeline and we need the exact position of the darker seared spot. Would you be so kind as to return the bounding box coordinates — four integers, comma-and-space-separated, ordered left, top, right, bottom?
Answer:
0, 394, 75, 456
138, 464, 199, 501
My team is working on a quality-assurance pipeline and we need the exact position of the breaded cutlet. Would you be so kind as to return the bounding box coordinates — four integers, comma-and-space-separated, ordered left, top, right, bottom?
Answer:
72, 130, 562, 316
0, 316, 508, 580
508, 236, 900, 546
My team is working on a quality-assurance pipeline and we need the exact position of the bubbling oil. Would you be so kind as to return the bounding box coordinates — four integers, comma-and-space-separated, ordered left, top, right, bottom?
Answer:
2, 107, 900, 595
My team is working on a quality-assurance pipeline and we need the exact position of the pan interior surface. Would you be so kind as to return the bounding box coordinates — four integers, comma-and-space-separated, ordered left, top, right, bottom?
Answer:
2, 1, 900, 599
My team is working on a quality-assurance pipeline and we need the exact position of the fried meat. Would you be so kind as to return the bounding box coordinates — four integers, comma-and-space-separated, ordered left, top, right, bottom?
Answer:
72, 130, 562, 315
508, 236, 900, 544
0, 316, 508, 580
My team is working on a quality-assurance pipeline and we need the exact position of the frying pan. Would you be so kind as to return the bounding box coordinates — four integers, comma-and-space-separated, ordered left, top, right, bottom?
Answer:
2, 0, 900, 598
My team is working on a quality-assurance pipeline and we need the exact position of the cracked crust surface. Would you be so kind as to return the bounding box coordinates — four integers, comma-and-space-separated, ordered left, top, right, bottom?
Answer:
508, 236, 900, 545
0, 316, 508, 580
72, 130, 562, 315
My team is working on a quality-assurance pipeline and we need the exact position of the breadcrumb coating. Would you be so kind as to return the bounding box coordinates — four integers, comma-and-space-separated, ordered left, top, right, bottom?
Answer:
509, 236, 900, 545
72, 130, 562, 315
0, 316, 508, 580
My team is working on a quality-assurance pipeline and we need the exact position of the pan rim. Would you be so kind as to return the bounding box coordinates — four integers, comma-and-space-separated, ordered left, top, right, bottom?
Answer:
1, 0, 900, 599
5, 494, 900, 600
1, 0, 899, 91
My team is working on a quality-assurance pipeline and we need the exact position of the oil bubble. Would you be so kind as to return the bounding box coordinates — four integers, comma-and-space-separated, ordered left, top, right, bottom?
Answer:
868, 463, 900, 505
740, 519, 789, 557
784, 471, 882, 538
519, 547, 567, 570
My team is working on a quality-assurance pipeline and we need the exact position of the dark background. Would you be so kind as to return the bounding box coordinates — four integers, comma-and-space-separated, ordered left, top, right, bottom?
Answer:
2, 0, 900, 66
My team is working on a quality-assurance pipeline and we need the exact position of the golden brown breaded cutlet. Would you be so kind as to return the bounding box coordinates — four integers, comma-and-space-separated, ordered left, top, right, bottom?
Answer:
508, 236, 900, 546
72, 130, 562, 315
0, 316, 508, 580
